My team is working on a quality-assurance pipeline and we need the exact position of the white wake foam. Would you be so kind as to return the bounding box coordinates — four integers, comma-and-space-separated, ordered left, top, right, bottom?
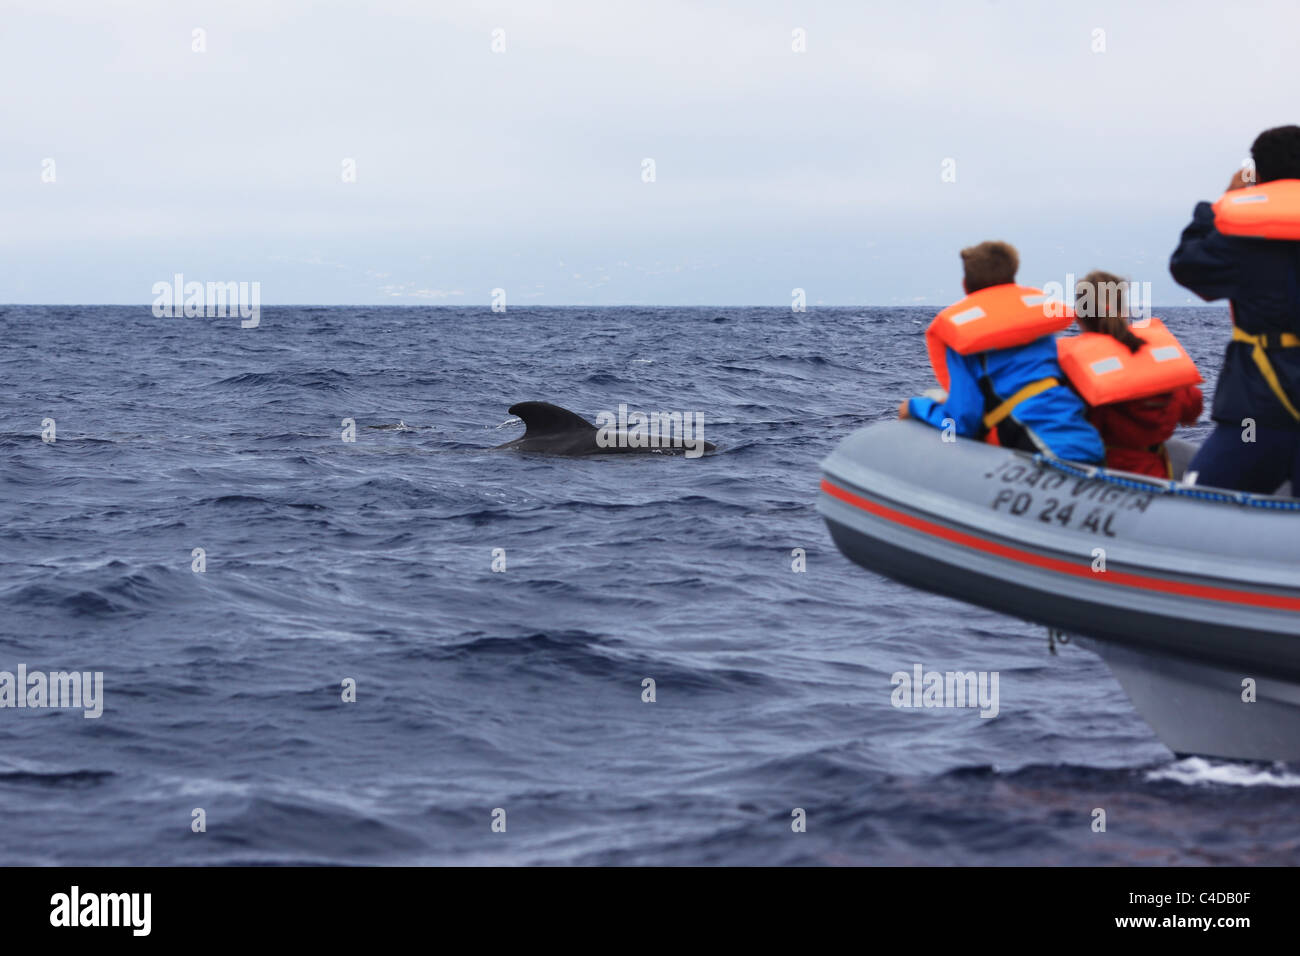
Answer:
1145, 756, 1300, 788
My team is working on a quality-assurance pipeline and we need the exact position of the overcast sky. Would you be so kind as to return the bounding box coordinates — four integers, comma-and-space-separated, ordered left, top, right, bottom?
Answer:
2, 0, 1296, 305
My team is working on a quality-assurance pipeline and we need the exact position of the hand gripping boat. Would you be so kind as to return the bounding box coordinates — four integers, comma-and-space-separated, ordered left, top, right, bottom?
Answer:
818, 420, 1300, 761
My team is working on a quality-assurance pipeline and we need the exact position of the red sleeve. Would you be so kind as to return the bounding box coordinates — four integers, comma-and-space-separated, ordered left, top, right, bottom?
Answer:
1177, 385, 1204, 425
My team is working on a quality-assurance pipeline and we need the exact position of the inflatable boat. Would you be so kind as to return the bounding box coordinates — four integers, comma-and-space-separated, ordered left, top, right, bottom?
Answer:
819, 420, 1300, 761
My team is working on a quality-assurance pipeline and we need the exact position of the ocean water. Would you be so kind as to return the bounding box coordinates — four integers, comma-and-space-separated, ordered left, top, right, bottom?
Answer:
3, 304, 1299, 866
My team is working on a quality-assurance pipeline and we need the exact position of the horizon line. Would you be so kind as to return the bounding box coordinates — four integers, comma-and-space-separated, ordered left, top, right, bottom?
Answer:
0, 302, 1225, 310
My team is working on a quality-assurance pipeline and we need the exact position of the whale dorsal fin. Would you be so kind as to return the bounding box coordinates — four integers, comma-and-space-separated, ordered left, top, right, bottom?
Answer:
508, 402, 597, 437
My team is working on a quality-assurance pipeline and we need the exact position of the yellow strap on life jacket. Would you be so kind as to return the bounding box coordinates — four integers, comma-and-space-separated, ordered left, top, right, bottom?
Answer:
1231, 325, 1300, 422
982, 377, 1060, 431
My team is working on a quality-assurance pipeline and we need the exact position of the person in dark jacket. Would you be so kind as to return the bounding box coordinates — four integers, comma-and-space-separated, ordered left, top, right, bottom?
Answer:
1169, 125, 1300, 493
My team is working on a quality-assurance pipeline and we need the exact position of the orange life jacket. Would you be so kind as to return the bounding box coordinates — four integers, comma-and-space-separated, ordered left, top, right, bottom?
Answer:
1056, 318, 1202, 407
1212, 179, 1300, 240
926, 284, 1073, 390
1212, 182, 1300, 418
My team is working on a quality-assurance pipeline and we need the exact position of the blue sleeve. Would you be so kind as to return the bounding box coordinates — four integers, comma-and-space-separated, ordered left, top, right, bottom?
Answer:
1169, 200, 1239, 302
908, 348, 986, 436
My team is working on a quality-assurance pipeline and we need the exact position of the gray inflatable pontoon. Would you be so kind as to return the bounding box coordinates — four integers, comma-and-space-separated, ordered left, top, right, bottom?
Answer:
819, 420, 1300, 761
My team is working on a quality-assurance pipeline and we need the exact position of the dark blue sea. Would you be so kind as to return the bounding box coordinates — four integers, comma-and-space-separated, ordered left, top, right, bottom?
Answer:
3, 304, 1299, 866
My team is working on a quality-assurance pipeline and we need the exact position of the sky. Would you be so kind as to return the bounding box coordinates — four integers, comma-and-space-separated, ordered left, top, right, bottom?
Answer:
1, 0, 1297, 306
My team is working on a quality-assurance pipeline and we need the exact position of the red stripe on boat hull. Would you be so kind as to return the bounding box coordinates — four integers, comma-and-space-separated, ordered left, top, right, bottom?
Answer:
820, 478, 1300, 613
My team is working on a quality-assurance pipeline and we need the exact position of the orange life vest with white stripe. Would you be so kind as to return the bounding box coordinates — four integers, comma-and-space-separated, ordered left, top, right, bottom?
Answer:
1056, 318, 1202, 407
1212, 179, 1300, 240
1211, 180, 1300, 419
926, 284, 1073, 390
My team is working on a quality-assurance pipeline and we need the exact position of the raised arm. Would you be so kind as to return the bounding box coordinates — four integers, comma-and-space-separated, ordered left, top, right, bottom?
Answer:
1168, 171, 1247, 302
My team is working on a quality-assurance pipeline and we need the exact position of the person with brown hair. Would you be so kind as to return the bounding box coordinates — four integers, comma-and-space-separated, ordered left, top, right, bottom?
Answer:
1064, 271, 1203, 478
901, 241, 1104, 463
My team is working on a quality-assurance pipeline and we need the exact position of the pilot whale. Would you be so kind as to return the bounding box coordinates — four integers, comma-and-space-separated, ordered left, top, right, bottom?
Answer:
494, 402, 715, 457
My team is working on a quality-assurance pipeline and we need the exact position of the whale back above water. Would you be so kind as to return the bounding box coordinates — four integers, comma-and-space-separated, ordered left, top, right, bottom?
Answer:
494, 401, 715, 457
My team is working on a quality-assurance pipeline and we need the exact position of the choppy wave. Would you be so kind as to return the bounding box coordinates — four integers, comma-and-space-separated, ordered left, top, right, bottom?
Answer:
2, 304, 1293, 866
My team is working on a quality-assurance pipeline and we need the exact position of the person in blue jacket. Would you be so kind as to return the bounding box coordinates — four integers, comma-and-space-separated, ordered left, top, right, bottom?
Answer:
900, 241, 1105, 464
1169, 125, 1300, 494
